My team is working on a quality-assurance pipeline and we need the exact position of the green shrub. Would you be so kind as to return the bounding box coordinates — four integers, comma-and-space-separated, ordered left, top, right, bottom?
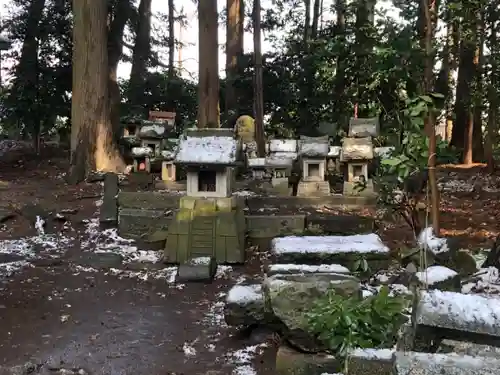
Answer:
305, 286, 408, 356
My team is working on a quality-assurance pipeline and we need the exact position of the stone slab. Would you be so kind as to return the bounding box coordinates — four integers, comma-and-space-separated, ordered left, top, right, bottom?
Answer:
246, 196, 376, 212
224, 283, 265, 326
307, 214, 374, 235
347, 348, 394, 375
118, 191, 181, 210
99, 173, 119, 225
118, 208, 172, 239
394, 351, 500, 375
265, 263, 350, 276
246, 215, 306, 238
176, 256, 217, 283
296, 181, 330, 196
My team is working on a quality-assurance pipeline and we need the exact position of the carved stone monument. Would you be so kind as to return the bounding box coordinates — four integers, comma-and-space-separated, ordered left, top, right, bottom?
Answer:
297, 135, 330, 196
266, 139, 297, 191
164, 129, 246, 264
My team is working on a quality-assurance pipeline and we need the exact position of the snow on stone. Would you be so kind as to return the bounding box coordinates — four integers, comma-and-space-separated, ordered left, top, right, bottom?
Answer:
328, 146, 341, 157
374, 146, 394, 158
189, 256, 211, 265
416, 290, 500, 335
227, 284, 262, 305
139, 124, 165, 136
35, 216, 45, 235
418, 227, 449, 254
247, 158, 266, 167
131, 146, 153, 157
415, 266, 458, 285
215, 265, 233, 279
265, 155, 294, 167
272, 234, 389, 254
176, 135, 237, 164
268, 263, 350, 274
462, 267, 500, 295
160, 150, 175, 159
182, 342, 197, 357
351, 348, 394, 360
0, 261, 33, 278
233, 190, 257, 197
299, 142, 329, 156
269, 139, 297, 153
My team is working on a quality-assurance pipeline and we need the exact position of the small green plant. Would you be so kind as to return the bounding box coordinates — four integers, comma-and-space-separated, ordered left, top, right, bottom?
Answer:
305, 286, 407, 357
352, 255, 370, 273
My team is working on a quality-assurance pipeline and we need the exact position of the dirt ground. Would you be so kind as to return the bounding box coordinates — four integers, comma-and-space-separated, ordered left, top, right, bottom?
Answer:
0, 147, 499, 374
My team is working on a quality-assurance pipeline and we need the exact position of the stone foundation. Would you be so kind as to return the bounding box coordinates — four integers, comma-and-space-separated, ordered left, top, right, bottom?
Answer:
296, 181, 330, 196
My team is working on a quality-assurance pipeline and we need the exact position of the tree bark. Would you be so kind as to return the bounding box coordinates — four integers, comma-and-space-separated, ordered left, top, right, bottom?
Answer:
253, 0, 265, 156
303, 0, 311, 45
225, 0, 244, 127
168, 0, 175, 80
128, 0, 152, 110
70, 0, 125, 184
472, 7, 485, 161
311, 0, 321, 39
108, 0, 131, 142
420, 0, 440, 234
198, 0, 220, 128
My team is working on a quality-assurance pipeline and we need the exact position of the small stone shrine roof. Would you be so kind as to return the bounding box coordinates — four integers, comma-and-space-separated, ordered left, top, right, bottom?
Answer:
175, 128, 241, 166
139, 122, 167, 138
349, 117, 379, 138
340, 137, 374, 161
298, 135, 329, 158
269, 139, 297, 153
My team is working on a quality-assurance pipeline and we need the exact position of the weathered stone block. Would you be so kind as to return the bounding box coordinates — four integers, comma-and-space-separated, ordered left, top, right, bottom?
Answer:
100, 173, 119, 227
118, 208, 171, 239
176, 256, 217, 283
246, 215, 306, 238
307, 214, 374, 235
275, 345, 341, 375
118, 191, 181, 210
266, 263, 350, 276
296, 181, 330, 197
412, 266, 460, 291
394, 351, 500, 375
263, 273, 360, 352
224, 283, 265, 326
346, 348, 394, 375
271, 234, 390, 272
413, 290, 500, 350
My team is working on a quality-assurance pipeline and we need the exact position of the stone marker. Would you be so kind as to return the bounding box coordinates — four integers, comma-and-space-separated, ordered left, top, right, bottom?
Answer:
412, 265, 460, 291
394, 351, 500, 375
176, 256, 217, 283
224, 283, 265, 326
275, 345, 341, 375
413, 290, 500, 350
346, 348, 394, 375
99, 173, 119, 228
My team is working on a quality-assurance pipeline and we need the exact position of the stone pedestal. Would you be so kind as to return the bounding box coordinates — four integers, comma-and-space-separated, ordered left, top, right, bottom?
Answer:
296, 181, 330, 197
161, 161, 176, 181
164, 196, 246, 264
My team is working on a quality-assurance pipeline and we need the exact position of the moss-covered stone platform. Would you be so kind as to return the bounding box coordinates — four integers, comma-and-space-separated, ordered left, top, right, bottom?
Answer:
164, 196, 246, 264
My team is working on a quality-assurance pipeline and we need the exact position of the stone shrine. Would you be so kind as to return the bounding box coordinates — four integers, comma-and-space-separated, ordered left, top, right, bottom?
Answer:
341, 117, 378, 196
164, 128, 246, 264
160, 138, 179, 182
297, 135, 330, 196
266, 139, 298, 189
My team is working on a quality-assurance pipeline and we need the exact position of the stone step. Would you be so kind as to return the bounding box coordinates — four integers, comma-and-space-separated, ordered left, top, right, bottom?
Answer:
224, 283, 265, 327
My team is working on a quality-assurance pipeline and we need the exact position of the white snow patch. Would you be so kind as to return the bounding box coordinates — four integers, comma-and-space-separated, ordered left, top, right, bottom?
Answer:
35, 216, 45, 235
248, 158, 266, 167
215, 265, 233, 279
107, 267, 178, 284
228, 343, 268, 375
176, 135, 238, 164
0, 261, 33, 277
182, 342, 197, 357
462, 267, 500, 295
201, 291, 227, 328
299, 142, 329, 156
268, 139, 297, 153
233, 190, 257, 197
415, 266, 458, 285
418, 227, 449, 254
268, 263, 350, 274
328, 146, 341, 157
272, 234, 389, 254
417, 290, 500, 333
139, 124, 165, 135
131, 146, 153, 157
227, 284, 262, 305
374, 146, 394, 158
351, 348, 394, 360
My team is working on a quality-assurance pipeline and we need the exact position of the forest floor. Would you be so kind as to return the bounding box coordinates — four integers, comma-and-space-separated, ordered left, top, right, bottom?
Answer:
0, 142, 499, 374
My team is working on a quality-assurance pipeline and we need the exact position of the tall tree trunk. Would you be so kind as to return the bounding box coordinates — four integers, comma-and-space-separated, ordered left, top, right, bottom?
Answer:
311, 0, 320, 38
303, 0, 311, 44
128, 0, 152, 110
225, 0, 244, 127
168, 0, 175, 80
420, 0, 440, 234
12, 0, 46, 152
253, 0, 265, 156
472, 6, 485, 161
198, 0, 219, 128
70, 0, 125, 184
333, 0, 347, 125
108, 0, 131, 142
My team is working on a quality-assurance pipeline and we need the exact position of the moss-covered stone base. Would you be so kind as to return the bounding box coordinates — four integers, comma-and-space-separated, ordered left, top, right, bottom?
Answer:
164, 196, 246, 264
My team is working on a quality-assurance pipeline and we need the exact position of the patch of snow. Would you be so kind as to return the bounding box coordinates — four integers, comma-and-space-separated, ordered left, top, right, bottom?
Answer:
228, 343, 268, 375
233, 365, 256, 375
233, 190, 257, 197
183, 342, 197, 357
107, 267, 178, 284
215, 265, 233, 279
139, 124, 165, 135
299, 142, 329, 156
374, 146, 394, 158
161, 150, 175, 159
268, 139, 297, 153
418, 227, 449, 254
131, 146, 153, 157
272, 234, 389, 255
201, 291, 227, 328
417, 290, 500, 334
462, 267, 500, 295
396, 351, 500, 370
268, 263, 350, 274
226, 284, 262, 305
248, 158, 266, 167
189, 256, 212, 265
0, 261, 32, 277
415, 266, 458, 285
176, 135, 238, 164
265, 154, 295, 167
351, 348, 394, 360
328, 146, 341, 157
35, 216, 45, 235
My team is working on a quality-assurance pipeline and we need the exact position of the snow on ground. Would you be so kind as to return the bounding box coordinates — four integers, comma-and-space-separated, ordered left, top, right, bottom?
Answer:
227, 343, 268, 375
